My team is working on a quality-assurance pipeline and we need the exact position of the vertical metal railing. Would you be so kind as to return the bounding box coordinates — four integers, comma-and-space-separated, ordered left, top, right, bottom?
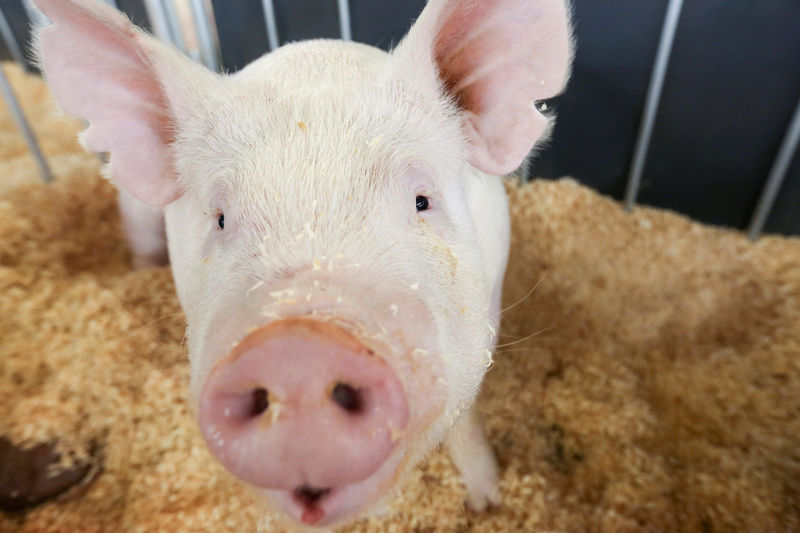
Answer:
521, 156, 531, 182
189, 0, 220, 71
162, 0, 186, 51
747, 98, 800, 240
521, 149, 535, 182
261, 0, 280, 51
143, 0, 185, 51
623, 0, 684, 211
0, 4, 53, 182
0, 3, 26, 65
0, 66, 53, 183
337, 0, 352, 41
22, 1, 49, 31
142, 0, 173, 46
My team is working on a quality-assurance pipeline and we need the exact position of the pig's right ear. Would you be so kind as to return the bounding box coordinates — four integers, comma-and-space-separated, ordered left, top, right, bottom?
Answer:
31, 0, 218, 206
393, 0, 573, 177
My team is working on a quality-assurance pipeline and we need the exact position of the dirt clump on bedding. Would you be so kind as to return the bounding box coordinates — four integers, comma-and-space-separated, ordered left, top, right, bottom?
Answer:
1, 62, 799, 532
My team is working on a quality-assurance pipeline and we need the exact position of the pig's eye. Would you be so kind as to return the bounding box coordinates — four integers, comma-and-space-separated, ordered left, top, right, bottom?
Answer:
415, 195, 430, 212
217, 213, 225, 230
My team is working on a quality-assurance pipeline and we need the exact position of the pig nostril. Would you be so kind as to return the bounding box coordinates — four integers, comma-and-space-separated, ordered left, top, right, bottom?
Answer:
249, 387, 269, 416
331, 382, 362, 413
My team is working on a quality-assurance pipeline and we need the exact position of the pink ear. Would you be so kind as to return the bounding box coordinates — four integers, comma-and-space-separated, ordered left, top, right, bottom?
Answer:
33, 0, 204, 206
397, 0, 573, 176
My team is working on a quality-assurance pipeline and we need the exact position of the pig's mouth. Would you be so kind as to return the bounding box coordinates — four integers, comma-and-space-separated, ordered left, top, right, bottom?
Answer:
264, 449, 406, 528
291, 484, 332, 525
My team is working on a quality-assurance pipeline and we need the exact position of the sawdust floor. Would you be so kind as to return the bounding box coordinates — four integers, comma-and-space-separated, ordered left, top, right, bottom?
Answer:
1, 63, 799, 532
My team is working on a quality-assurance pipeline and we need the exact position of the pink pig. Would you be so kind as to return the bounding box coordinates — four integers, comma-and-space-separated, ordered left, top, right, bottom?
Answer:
32, 0, 572, 527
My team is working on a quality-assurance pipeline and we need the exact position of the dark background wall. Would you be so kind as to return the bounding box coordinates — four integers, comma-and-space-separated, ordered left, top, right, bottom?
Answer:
1, 0, 798, 235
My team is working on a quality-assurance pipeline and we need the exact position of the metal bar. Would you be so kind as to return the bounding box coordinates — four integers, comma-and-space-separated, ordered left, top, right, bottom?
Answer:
337, 0, 352, 41
23, 2, 50, 31
161, 0, 187, 52
189, 0, 220, 71
261, 0, 280, 51
623, 0, 684, 211
143, 0, 173, 44
143, 0, 185, 51
747, 97, 800, 240
521, 154, 532, 182
0, 4, 26, 65
0, 65, 53, 183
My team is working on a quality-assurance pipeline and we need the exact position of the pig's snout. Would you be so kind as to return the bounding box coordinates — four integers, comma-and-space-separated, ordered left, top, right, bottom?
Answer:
198, 317, 409, 517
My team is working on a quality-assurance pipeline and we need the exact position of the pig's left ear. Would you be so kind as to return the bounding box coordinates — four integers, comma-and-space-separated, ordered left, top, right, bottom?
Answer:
31, 0, 220, 206
393, 0, 573, 176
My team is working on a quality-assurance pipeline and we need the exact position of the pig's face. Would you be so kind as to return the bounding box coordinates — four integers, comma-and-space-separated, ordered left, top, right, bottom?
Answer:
33, 0, 571, 527
165, 41, 496, 524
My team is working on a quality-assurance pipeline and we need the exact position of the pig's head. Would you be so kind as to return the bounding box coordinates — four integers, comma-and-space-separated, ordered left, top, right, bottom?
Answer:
33, 0, 571, 527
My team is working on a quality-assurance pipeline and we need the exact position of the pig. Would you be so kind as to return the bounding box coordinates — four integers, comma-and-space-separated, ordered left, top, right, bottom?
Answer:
31, 0, 572, 527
